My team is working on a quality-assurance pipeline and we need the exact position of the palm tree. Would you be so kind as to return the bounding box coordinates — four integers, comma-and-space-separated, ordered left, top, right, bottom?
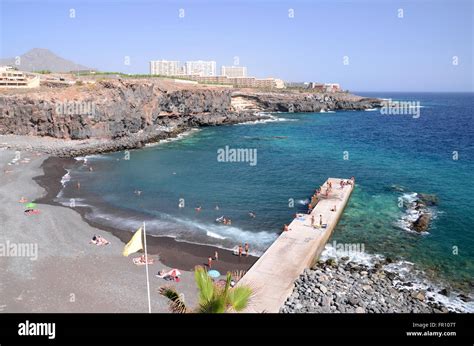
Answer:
159, 266, 253, 313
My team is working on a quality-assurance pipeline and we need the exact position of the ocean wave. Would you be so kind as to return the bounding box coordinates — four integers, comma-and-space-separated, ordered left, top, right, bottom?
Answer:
145, 128, 200, 147
364, 108, 378, 112
206, 231, 226, 239
83, 206, 276, 256
320, 243, 384, 267
236, 114, 298, 126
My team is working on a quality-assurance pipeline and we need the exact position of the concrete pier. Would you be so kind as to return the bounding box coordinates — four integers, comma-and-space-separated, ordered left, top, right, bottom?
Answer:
237, 178, 354, 313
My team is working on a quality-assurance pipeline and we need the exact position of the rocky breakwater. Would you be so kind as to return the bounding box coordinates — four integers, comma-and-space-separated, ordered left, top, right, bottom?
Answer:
281, 257, 469, 313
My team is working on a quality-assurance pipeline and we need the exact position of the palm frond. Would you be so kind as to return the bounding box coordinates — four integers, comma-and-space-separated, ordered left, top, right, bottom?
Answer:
158, 286, 188, 313
194, 266, 215, 304
227, 286, 253, 312
196, 295, 227, 313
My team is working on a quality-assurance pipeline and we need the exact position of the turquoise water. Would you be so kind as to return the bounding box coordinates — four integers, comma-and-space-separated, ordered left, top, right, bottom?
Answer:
66, 92, 473, 289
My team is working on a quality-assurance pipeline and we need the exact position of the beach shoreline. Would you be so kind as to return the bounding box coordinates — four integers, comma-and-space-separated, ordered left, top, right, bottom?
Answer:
33, 155, 258, 273
0, 148, 256, 313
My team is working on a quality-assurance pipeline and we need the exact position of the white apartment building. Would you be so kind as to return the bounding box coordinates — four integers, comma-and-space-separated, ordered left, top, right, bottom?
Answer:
0, 66, 40, 88
221, 66, 247, 78
185, 60, 217, 76
149, 60, 182, 76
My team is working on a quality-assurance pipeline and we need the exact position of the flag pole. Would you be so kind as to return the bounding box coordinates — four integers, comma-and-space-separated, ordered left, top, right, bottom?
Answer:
143, 221, 152, 313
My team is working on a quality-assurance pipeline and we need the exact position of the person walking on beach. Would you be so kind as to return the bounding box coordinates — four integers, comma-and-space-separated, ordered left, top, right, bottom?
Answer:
311, 215, 315, 228
214, 251, 219, 261
238, 245, 243, 257
244, 243, 249, 257
208, 256, 213, 269
319, 214, 323, 227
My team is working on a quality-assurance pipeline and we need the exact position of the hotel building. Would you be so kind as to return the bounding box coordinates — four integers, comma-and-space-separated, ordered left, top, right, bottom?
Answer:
149, 60, 182, 76
185, 60, 217, 76
221, 66, 247, 78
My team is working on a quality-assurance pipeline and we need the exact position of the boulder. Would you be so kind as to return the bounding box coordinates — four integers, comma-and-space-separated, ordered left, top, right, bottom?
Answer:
417, 193, 439, 206
411, 213, 431, 232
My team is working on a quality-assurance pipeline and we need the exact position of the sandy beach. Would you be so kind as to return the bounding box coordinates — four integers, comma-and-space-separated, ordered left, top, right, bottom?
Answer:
0, 148, 257, 313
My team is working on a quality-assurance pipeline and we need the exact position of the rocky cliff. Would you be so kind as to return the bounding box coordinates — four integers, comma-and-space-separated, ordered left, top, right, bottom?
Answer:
0, 79, 382, 156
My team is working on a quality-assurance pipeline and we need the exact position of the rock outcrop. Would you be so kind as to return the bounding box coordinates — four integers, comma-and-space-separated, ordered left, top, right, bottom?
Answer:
0, 79, 382, 156
280, 258, 465, 313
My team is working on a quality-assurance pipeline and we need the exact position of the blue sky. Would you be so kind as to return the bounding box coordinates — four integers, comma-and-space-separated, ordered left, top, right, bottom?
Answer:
1, 0, 472, 91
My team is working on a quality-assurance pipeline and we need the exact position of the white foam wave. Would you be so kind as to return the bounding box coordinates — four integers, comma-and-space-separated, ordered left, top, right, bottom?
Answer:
236, 114, 298, 126
365, 108, 378, 112
320, 243, 384, 267
146, 128, 200, 147
85, 207, 276, 256
206, 231, 226, 239
60, 170, 71, 187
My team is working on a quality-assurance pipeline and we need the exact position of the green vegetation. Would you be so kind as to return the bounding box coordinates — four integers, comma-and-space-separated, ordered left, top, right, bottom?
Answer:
33, 70, 51, 74
159, 266, 253, 313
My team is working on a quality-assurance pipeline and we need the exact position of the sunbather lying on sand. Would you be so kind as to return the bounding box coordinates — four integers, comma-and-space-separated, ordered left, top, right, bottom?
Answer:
156, 269, 181, 281
133, 255, 154, 266
90, 235, 110, 246
24, 209, 40, 215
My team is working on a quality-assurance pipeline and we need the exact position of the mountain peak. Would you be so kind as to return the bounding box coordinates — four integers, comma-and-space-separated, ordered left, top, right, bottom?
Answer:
0, 48, 94, 72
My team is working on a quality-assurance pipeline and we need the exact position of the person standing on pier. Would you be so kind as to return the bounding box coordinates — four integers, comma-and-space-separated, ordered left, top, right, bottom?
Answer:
319, 214, 323, 227
238, 245, 243, 257
244, 243, 249, 257
311, 215, 315, 228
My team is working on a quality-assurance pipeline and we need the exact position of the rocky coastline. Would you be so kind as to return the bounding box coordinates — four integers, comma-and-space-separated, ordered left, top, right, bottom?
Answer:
281, 256, 472, 313
0, 79, 382, 156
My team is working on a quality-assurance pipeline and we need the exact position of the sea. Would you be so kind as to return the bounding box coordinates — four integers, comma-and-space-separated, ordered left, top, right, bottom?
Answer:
58, 92, 474, 311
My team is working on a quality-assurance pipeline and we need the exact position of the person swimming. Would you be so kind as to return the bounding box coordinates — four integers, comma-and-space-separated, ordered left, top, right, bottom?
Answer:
195, 206, 202, 212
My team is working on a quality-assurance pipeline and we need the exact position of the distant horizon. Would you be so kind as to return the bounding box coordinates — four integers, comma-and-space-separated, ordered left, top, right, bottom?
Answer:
1, 0, 472, 92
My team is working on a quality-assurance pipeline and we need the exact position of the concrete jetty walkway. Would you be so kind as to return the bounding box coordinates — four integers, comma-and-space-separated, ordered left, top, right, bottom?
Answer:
237, 178, 354, 313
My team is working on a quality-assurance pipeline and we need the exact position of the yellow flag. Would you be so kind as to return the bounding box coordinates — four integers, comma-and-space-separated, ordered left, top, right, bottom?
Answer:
123, 227, 143, 257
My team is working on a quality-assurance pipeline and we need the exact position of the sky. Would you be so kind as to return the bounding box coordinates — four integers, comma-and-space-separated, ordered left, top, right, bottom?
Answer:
0, 0, 472, 91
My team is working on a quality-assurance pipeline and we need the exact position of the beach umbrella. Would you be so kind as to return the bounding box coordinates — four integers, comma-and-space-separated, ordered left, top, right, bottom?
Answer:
207, 270, 220, 278
25, 202, 36, 209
